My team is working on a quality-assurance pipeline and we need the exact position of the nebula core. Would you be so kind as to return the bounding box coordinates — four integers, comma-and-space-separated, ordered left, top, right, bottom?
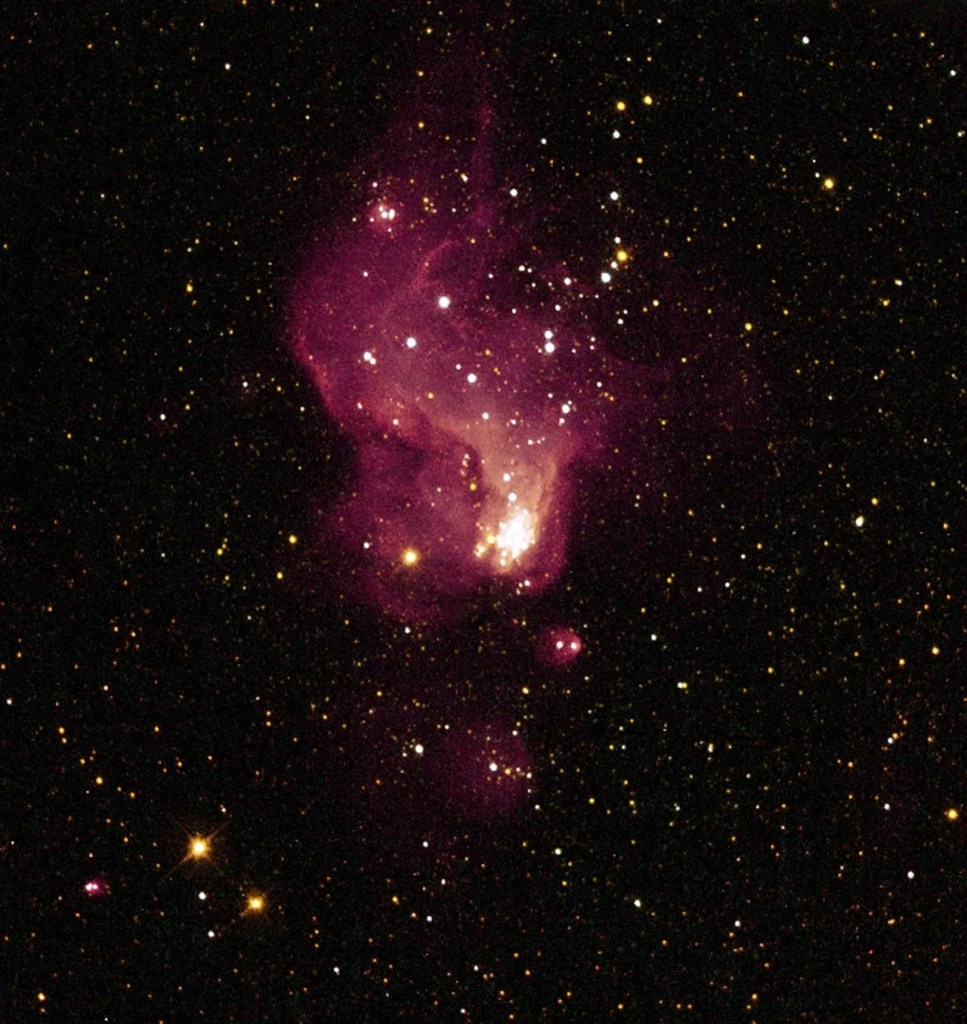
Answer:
290, 66, 646, 621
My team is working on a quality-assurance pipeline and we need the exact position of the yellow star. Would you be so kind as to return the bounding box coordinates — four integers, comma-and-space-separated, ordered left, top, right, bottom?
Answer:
401, 548, 420, 567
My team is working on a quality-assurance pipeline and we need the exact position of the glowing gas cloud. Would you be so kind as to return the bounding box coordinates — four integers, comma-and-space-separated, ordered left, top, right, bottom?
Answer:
290, 67, 642, 620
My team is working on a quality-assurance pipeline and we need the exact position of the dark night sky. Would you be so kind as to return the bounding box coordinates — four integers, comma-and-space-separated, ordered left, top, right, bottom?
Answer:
3, 3, 964, 1021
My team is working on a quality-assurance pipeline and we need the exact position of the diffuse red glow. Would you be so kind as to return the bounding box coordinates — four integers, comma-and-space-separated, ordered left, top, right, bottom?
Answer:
435, 720, 533, 821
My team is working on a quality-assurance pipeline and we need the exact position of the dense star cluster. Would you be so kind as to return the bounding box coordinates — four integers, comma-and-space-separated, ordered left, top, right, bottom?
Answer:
4, 4, 964, 1022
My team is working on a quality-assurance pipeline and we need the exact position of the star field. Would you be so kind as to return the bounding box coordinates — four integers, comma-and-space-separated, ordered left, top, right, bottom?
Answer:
3, 3, 964, 1021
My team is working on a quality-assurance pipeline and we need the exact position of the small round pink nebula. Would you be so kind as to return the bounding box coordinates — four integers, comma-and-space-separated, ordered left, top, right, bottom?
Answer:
537, 625, 583, 667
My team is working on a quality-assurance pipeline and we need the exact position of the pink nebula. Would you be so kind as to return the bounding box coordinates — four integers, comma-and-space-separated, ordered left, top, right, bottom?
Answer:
288, 73, 632, 621
287, 56, 761, 623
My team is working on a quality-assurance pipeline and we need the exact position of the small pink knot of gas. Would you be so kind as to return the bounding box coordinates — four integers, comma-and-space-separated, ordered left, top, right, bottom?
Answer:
536, 625, 583, 667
